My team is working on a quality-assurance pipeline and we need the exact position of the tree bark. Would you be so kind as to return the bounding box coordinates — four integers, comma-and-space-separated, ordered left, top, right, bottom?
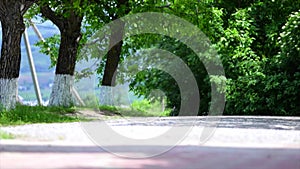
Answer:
48, 74, 76, 107
0, 0, 35, 110
40, 4, 83, 107
101, 21, 124, 86
101, 0, 129, 86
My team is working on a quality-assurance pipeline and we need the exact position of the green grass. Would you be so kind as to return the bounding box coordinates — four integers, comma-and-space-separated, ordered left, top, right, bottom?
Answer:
98, 99, 171, 117
0, 105, 83, 126
0, 98, 170, 127
99, 105, 119, 112
0, 130, 14, 139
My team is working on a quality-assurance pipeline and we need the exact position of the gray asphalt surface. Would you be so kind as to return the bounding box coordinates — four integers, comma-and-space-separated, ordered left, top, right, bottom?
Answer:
1, 116, 299, 147
1, 116, 299, 169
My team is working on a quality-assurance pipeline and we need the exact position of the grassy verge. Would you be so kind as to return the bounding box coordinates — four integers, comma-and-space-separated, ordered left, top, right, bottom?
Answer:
98, 100, 171, 117
0, 130, 15, 139
0, 105, 83, 126
0, 99, 170, 126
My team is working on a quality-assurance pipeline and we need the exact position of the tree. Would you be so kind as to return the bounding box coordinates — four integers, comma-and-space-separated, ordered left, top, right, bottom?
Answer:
126, 0, 300, 116
101, 0, 130, 86
33, 0, 299, 116
124, 1, 225, 115
37, 0, 84, 107
0, 0, 36, 110
97, 1, 175, 87
279, 10, 300, 76
214, 0, 300, 115
217, 7, 266, 115
262, 10, 300, 116
36, 0, 134, 106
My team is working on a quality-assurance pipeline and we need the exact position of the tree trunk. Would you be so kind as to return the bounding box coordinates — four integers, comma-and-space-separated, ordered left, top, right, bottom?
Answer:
101, 25, 124, 86
0, 1, 33, 110
102, 0, 129, 86
0, 79, 18, 110
49, 74, 76, 107
45, 11, 83, 107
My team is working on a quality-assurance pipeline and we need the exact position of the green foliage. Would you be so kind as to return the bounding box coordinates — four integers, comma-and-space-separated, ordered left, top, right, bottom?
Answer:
131, 99, 171, 117
126, 2, 225, 116
35, 34, 60, 68
125, 1, 299, 116
217, 7, 266, 115
262, 73, 300, 116
0, 105, 81, 126
131, 99, 167, 115
23, 0, 299, 116
98, 99, 170, 117
130, 99, 170, 116
128, 41, 211, 115
0, 130, 15, 139
99, 105, 118, 112
131, 100, 151, 111
279, 10, 300, 75
260, 10, 300, 116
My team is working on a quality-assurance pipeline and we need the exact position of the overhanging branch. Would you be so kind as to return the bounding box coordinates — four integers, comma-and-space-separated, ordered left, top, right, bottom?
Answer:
40, 4, 64, 29
21, 0, 37, 15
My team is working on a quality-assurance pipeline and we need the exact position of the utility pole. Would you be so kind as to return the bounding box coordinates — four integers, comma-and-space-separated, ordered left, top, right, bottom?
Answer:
23, 28, 43, 105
